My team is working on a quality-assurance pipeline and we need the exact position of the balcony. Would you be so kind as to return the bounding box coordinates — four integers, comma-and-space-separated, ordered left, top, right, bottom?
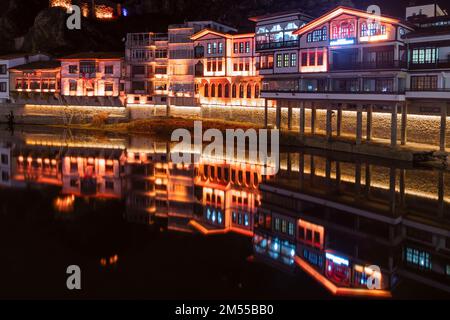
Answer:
409, 59, 450, 70
330, 60, 407, 71
256, 40, 298, 51
261, 89, 406, 102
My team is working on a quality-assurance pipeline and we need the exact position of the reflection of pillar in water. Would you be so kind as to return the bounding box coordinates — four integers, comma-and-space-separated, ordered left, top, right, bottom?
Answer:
399, 168, 406, 207
299, 152, 304, 188
438, 170, 445, 217
365, 163, 371, 198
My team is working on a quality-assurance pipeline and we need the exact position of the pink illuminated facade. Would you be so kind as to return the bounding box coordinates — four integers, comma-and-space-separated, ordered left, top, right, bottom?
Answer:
60, 53, 125, 100
192, 30, 264, 107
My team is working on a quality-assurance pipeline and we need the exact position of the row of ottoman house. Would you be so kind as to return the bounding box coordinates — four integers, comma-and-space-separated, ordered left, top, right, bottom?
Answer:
1, 4, 450, 110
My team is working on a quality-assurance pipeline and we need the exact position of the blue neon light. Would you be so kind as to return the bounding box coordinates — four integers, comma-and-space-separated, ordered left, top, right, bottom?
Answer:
330, 38, 355, 46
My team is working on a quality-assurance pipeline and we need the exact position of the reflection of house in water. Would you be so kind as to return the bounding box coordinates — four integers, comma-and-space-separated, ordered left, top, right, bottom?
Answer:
124, 141, 170, 225
255, 150, 450, 296
191, 158, 266, 237
61, 148, 126, 199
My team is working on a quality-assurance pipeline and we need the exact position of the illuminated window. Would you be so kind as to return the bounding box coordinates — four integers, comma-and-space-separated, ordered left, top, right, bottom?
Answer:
290, 53, 297, 67
411, 48, 438, 64
218, 43, 223, 54
276, 54, 282, 68
274, 218, 280, 231
288, 222, 294, 236
405, 247, 432, 270
207, 43, 212, 54
331, 19, 355, 40
245, 42, 250, 53
234, 43, 238, 54
361, 22, 387, 37
307, 27, 328, 42
411, 75, 437, 90
239, 42, 244, 53
283, 54, 289, 67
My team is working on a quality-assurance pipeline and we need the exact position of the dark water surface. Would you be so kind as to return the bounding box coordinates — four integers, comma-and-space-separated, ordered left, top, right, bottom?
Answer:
0, 126, 448, 299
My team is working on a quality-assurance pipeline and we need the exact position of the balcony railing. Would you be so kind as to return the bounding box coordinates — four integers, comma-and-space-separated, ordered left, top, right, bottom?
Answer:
262, 89, 405, 95
409, 59, 450, 70
256, 40, 298, 51
256, 62, 274, 70
406, 88, 450, 92
330, 60, 407, 71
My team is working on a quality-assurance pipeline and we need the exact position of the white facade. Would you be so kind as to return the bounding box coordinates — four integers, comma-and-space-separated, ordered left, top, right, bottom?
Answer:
60, 54, 123, 97
168, 21, 237, 106
0, 53, 50, 103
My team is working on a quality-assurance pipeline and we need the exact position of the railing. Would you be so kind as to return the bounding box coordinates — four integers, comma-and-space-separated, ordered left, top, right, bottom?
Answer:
406, 88, 450, 92
331, 60, 407, 71
256, 62, 274, 70
409, 59, 450, 70
256, 40, 298, 51
262, 89, 406, 95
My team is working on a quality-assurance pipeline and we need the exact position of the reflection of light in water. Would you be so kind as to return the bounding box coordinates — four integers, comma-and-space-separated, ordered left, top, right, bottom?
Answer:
100, 255, 119, 267
54, 195, 75, 213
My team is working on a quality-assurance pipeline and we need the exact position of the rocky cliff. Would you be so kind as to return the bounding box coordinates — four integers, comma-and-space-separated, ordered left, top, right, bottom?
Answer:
0, 0, 356, 56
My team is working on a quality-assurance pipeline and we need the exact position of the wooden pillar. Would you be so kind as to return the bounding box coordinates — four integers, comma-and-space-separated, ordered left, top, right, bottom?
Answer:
391, 104, 398, 147
440, 104, 447, 152
311, 102, 316, 135
336, 104, 343, 137
287, 102, 293, 130
310, 155, 315, 186
264, 99, 268, 128
299, 101, 305, 138
401, 103, 408, 145
356, 104, 363, 145
326, 104, 333, 140
367, 104, 373, 141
